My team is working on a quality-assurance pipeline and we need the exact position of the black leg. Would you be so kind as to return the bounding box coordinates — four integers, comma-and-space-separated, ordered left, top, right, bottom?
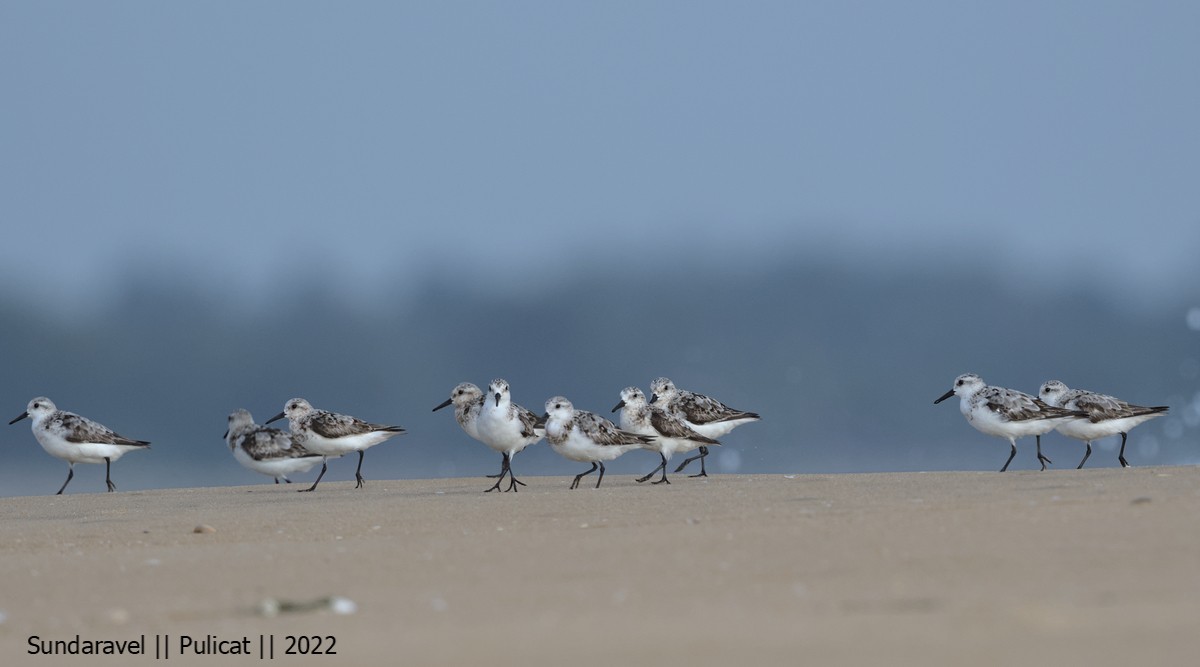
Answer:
486, 453, 511, 492
595, 461, 606, 488
1118, 432, 1130, 468
999, 442, 1017, 472
486, 453, 506, 478
274, 478, 280, 484
105, 457, 116, 492
571, 462, 598, 490
56, 464, 74, 495
506, 454, 525, 492
674, 445, 708, 473
652, 453, 671, 484
1076, 442, 1092, 469
299, 459, 328, 492
283, 477, 291, 484
1036, 435, 1052, 471
637, 453, 667, 484
354, 451, 366, 489
689, 447, 709, 478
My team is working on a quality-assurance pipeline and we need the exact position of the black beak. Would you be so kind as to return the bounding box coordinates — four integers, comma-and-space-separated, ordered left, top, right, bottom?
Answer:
649, 394, 659, 404
934, 389, 955, 405
540, 412, 549, 421
265, 411, 285, 425
494, 393, 501, 407
223, 428, 229, 439
611, 400, 625, 413
432, 398, 453, 412
9, 411, 28, 425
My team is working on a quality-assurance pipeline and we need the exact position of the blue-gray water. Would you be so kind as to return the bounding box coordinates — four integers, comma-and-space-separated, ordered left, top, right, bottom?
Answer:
2, 259, 1196, 497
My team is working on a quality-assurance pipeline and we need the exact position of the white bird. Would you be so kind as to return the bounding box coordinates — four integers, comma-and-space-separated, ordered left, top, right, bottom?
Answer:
476, 379, 544, 492
649, 377, 760, 477
434, 381, 521, 485
266, 398, 405, 492
613, 386, 719, 485
934, 374, 1085, 472
8, 397, 150, 494
225, 408, 324, 484
1039, 380, 1169, 468
542, 396, 655, 489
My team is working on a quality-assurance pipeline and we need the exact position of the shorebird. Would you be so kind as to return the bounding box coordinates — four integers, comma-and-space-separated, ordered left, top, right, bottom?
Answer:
9, 397, 150, 494
475, 379, 544, 492
935, 373, 1085, 472
432, 382, 486, 441
543, 396, 654, 489
433, 382, 507, 480
267, 398, 405, 492
613, 386, 719, 485
225, 408, 324, 484
649, 377, 759, 477
1039, 380, 1169, 468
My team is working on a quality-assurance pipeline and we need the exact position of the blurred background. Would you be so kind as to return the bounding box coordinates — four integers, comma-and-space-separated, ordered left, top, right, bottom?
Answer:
2, 1, 1198, 496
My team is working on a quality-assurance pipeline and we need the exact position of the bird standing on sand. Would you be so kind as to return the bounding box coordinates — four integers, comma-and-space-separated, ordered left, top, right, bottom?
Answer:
649, 377, 760, 477
475, 379, 544, 493
614, 386, 719, 485
935, 374, 1085, 472
543, 396, 655, 489
267, 398, 405, 492
1039, 380, 1169, 468
225, 408, 324, 484
9, 397, 150, 494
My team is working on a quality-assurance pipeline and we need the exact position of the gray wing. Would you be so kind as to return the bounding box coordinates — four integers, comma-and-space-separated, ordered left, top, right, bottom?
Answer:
576, 412, 655, 446
56, 412, 150, 446
675, 391, 760, 425
513, 403, 543, 438
1074, 392, 1169, 422
650, 408, 719, 444
982, 388, 1079, 421
308, 411, 405, 437
1058, 389, 1090, 407
240, 427, 321, 461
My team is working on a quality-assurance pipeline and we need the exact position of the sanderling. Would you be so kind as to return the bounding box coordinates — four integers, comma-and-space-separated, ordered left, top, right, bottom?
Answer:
225, 409, 324, 484
8, 397, 150, 494
613, 386, 719, 485
1039, 380, 1169, 468
432, 382, 485, 440
476, 379, 545, 493
934, 374, 1085, 472
266, 398, 405, 492
542, 396, 655, 489
433, 382, 511, 482
649, 377, 760, 477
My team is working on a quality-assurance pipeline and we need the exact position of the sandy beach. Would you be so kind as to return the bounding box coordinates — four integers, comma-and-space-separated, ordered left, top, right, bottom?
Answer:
1, 468, 1198, 666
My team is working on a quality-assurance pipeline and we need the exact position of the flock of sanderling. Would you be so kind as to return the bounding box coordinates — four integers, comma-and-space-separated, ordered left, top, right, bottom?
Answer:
6, 372, 1171, 495
6, 377, 760, 495
433, 377, 759, 491
935, 374, 1169, 472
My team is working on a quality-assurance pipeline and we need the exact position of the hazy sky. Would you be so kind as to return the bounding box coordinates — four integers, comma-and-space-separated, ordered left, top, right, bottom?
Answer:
3, 1, 1198, 310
